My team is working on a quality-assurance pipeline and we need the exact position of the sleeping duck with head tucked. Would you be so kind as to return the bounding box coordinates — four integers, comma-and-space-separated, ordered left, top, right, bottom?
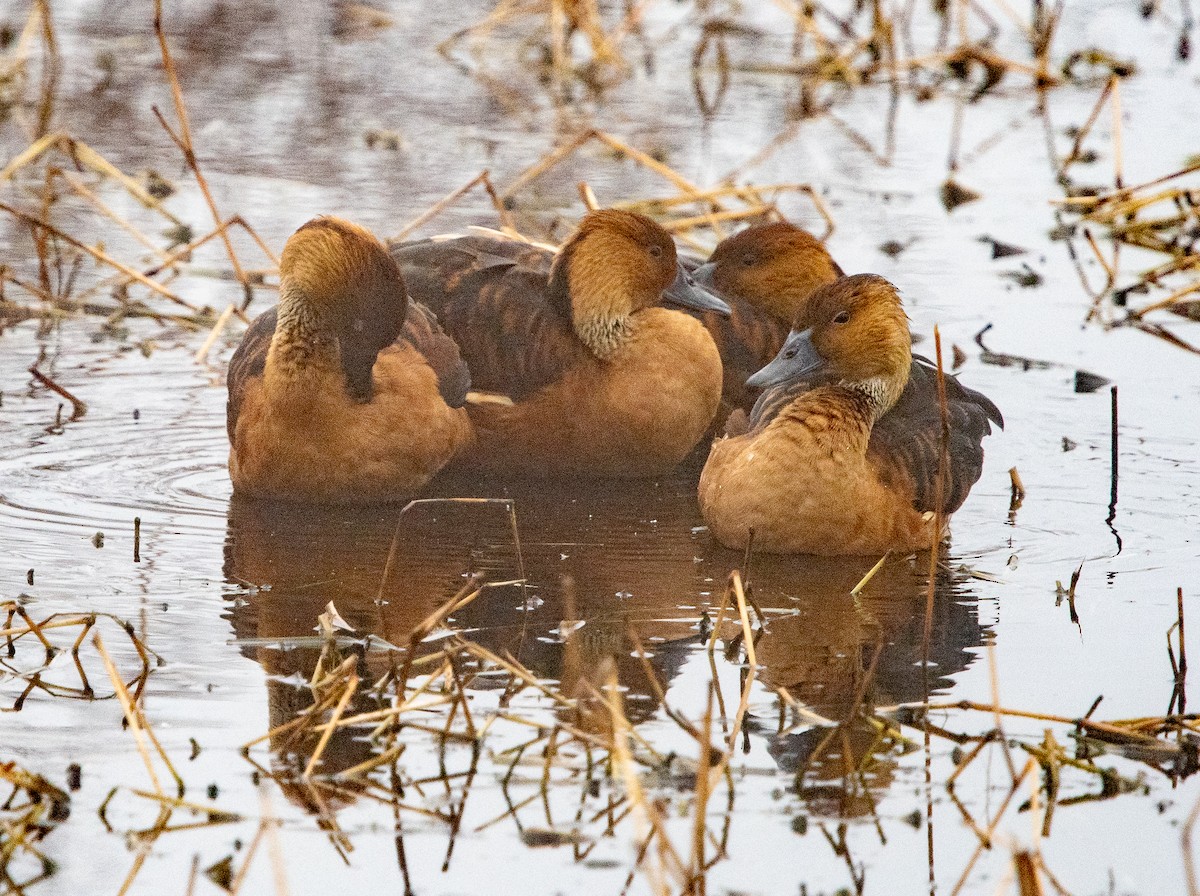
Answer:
390, 209, 730, 477
698, 274, 1001, 555
226, 216, 472, 502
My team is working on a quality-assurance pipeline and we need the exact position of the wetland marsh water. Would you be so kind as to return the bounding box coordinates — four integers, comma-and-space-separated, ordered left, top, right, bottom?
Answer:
2, 1, 1200, 893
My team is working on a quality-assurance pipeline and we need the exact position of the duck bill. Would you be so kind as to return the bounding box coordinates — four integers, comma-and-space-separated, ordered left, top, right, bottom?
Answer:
745, 329, 827, 389
663, 263, 731, 317
690, 261, 717, 291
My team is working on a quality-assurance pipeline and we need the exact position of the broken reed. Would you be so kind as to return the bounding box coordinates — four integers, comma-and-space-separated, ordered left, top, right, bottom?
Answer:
1, 0, 1149, 338
444, 0, 1129, 104
0, 601, 162, 710
0, 759, 70, 892
1053, 75, 1200, 351
8, 561, 1196, 896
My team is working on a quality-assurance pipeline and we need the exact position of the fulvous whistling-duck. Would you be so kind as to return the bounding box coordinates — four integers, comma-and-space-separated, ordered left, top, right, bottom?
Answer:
226, 217, 472, 502
390, 209, 730, 477
698, 274, 1000, 555
689, 221, 844, 411
692, 221, 1002, 505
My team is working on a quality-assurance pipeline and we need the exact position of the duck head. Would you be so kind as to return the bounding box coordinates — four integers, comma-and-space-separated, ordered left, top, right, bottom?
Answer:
691, 221, 842, 323
278, 217, 409, 399
549, 209, 728, 358
746, 274, 912, 419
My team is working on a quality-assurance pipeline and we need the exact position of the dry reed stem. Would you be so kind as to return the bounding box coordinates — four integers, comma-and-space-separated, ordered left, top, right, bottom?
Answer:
127, 789, 240, 822
390, 170, 496, 242
688, 680, 715, 893
921, 698, 1182, 747
578, 180, 600, 210
193, 302, 237, 363
302, 672, 360, 779
240, 662, 356, 753
117, 805, 171, 896
1061, 76, 1114, 172
48, 167, 172, 261
93, 632, 181, 797
627, 627, 703, 745
0, 200, 193, 308
0, 134, 184, 225
334, 744, 407, 782
850, 551, 891, 596
601, 664, 685, 895
499, 129, 598, 200
1185, 784, 1200, 896
249, 785, 291, 896
141, 215, 279, 282
948, 757, 1037, 896
924, 328, 950, 660
987, 639, 1020, 783
152, 0, 250, 293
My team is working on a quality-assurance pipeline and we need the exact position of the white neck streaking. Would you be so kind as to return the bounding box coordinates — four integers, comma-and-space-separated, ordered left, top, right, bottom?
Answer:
576, 313, 633, 360
847, 376, 899, 422
272, 285, 338, 366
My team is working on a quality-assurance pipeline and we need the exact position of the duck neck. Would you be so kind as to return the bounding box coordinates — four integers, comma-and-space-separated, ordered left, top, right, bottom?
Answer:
847, 372, 906, 423
575, 307, 633, 359
549, 245, 638, 360
273, 285, 338, 367
270, 286, 376, 403
750, 369, 906, 432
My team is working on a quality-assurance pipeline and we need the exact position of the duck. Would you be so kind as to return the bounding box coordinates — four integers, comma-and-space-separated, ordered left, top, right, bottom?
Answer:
226, 216, 472, 502
692, 220, 1002, 501
389, 209, 730, 477
698, 274, 1000, 555
688, 221, 844, 412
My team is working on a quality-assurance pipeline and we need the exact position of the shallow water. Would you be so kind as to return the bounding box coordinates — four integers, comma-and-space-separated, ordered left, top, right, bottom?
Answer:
3, 1, 1200, 894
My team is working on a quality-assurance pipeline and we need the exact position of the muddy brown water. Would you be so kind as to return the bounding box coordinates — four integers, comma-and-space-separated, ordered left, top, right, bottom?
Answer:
2, 1, 1200, 893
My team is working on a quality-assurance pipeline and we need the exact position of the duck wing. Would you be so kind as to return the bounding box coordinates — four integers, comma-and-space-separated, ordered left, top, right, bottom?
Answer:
399, 301, 471, 408
226, 306, 276, 441
391, 236, 589, 401
868, 356, 1003, 515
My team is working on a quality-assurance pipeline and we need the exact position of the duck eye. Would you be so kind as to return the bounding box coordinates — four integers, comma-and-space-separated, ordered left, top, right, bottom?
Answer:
742, 254, 756, 266
833, 310, 851, 324
648, 245, 663, 258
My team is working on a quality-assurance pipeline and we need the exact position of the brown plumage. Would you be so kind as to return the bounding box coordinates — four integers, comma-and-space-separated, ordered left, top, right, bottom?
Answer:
698, 275, 999, 555
226, 216, 472, 502
696, 221, 1002, 513
691, 222, 844, 411
390, 209, 726, 477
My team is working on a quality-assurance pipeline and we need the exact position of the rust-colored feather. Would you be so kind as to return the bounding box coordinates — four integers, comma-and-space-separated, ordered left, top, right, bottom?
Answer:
226, 300, 470, 437
699, 274, 1001, 554
686, 223, 843, 411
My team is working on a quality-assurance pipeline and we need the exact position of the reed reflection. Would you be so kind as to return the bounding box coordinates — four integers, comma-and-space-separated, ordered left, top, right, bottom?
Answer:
222, 469, 986, 822
704, 550, 985, 817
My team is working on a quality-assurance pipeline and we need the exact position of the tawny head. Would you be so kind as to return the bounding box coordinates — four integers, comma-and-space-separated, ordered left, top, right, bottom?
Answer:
279, 216, 408, 351
693, 221, 843, 323
748, 274, 912, 414
277, 217, 409, 400
549, 209, 728, 356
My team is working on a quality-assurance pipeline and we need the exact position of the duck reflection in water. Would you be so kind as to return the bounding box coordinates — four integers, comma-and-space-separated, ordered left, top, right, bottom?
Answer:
730, 551, 985, 817
223, 470, 986, 820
